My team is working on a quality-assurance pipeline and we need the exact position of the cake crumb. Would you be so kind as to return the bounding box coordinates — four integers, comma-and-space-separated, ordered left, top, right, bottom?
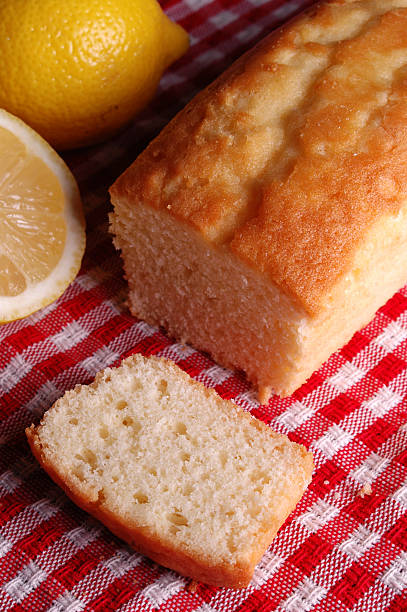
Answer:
187, 579, 199, 593
358, 483, 372, 498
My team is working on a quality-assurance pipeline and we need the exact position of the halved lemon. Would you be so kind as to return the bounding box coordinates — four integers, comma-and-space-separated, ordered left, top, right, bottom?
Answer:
0, 109, 85, 323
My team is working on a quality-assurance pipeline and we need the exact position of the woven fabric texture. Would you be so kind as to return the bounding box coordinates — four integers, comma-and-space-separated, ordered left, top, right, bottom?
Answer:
1, 1, 407, 610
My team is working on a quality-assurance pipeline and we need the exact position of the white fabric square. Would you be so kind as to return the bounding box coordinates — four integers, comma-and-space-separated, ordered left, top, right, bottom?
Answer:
201, 365, 231, 385
81, 347, 119, 375
0, 354, 32, 393
28, 299, 58, 323
135, 320, 157, 340
52, 321, 88, 351
312, 424, 353, 460
375, 321, 407, 352
25, 380, 61, 417
328, 362, 365, 392
65, 525, 101, 550
362, 386, 402, 417
161, 343, 196, 361
235, 23, 263, 43
352, 452, 390, 484
381, 552, 407, 594
0, 534, 12, 558
184, 0, 205, 11
195, 48, 224, 66
4, 561, 47, 603
142, 572, 186, 607
235, 389, 259, 409
104, 549, 141, 577
75, 269, 105, 290
195, 605, 218, 612
0, 469, 21, 495
48, 592, 86, 612
251, 551, 284, 587
298, 499, 339, 533
31, 498, 61, 521
276, 401, 314, 432
339, 524, 380, 561
102, 295, 126, 315
160, 72, 186, 89
210, 10, 237, 28
282, 576, 327, 611
273, 0, 305, 21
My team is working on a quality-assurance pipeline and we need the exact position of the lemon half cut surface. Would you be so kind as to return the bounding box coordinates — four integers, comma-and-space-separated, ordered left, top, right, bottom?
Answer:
0, 109, 86, 323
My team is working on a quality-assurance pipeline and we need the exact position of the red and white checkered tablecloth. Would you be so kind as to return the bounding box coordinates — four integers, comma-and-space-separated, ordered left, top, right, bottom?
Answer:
1, 1, 406, 610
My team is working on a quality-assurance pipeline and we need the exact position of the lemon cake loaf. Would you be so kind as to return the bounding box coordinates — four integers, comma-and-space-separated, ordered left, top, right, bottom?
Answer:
26, 354, 313, 588
110, 0, 407, 402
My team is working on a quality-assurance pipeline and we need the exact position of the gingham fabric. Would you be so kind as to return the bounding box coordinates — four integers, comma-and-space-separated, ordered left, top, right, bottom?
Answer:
1, 1, 406, 610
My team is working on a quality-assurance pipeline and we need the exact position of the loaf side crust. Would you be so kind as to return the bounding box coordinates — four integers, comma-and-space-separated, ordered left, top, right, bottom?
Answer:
111, 0, 407, 315
26, 355, 313, 588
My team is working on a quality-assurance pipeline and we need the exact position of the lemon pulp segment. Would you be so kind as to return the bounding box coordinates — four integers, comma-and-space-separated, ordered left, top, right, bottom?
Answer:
0, 109, 85, 323
0, 127, 66, 296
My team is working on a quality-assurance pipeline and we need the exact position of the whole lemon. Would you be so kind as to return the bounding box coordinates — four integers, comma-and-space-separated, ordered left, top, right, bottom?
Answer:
0, 0, 189, 150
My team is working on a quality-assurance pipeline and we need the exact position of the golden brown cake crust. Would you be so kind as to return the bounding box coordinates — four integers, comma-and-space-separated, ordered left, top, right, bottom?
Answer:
111, 0, 407, 314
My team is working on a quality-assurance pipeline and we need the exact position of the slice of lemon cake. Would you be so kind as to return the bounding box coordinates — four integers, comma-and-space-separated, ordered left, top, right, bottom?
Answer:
26, 354, 313, 588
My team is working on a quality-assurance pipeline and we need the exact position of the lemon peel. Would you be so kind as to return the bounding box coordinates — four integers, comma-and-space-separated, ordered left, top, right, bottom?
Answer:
0, 0, 189, 150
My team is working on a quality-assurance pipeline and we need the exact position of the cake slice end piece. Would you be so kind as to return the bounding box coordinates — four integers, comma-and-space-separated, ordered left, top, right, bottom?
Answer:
26, 354, 313, 588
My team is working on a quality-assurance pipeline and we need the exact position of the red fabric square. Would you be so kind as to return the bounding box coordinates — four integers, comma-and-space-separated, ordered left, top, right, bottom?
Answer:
332, 561, 377, 607
321, 394, 361, 424
380, 292, 407, 320
340, 332, 371, 361
358, 418, 400, 453
370, 354, 407, 385
288, 533, 333, 575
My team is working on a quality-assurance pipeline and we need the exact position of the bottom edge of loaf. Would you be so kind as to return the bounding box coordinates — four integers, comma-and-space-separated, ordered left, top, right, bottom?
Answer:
126, 305, 297, 403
